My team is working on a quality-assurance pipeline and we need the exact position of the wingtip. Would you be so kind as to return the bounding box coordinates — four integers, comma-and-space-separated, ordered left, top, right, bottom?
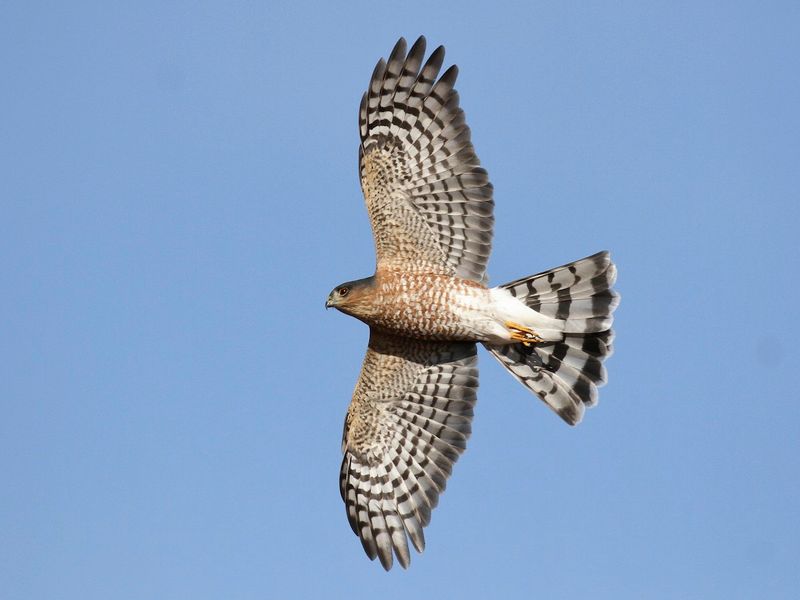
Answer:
429, 44, 446, 67
441, 63, 459, 85
378, 548, 394, 571
389, 37, 407, 62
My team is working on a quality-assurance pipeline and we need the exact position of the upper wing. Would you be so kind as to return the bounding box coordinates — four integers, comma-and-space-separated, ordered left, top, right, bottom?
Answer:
340, 330, 478, 570
359, 37, 494, 283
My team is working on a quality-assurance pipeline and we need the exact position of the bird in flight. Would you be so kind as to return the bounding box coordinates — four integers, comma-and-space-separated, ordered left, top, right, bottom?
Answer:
326, 36, 619, 570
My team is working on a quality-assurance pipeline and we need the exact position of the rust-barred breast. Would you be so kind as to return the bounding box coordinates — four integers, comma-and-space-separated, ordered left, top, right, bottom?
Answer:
368, 271, 490, 340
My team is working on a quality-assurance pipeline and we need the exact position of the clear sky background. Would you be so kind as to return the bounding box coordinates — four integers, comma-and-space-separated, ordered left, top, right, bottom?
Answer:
2, 2, 799, 598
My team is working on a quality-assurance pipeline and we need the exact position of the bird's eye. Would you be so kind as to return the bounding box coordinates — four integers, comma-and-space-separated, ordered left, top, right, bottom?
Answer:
338, 287, 350, 297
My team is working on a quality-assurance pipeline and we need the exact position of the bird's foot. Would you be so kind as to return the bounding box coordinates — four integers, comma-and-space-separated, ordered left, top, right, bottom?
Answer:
505, 321, 543, 346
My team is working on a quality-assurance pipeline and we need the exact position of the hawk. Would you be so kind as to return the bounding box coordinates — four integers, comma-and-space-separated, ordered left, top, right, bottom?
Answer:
326, 37, 619, 570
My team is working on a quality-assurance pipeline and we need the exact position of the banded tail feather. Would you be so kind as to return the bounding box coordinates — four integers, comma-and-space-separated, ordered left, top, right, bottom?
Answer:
485, 252, 619, 425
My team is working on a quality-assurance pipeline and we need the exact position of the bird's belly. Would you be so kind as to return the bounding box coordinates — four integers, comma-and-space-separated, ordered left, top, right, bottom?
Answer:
367, 275, 495, 341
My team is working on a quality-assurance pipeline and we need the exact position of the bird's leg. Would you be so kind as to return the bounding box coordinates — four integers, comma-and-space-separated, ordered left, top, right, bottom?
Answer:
505, 321, 543, 346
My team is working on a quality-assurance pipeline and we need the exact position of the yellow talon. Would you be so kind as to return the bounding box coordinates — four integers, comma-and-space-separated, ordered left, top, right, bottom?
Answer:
505, 321, 543, 346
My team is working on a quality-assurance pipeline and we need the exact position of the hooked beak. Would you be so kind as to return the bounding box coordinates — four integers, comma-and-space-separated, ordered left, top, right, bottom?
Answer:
325, 297, 333, 309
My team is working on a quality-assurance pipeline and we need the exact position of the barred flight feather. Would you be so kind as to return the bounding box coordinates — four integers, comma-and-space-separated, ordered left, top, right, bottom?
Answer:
340, 332, 478, 570
359, 36, 494, 284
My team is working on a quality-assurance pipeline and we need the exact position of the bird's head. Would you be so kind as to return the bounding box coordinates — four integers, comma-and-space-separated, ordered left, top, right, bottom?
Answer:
325, 276, 376, 319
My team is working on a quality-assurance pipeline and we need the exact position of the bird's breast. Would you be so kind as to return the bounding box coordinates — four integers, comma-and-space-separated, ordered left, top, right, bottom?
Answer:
363, 272, 491, 341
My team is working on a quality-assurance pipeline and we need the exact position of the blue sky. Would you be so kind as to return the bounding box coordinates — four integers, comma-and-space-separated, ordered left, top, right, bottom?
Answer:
2, 1, 799, 598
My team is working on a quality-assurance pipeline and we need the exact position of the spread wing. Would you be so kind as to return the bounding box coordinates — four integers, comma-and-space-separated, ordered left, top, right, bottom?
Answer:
340, 330, 478, 570
359, 37, 494, 283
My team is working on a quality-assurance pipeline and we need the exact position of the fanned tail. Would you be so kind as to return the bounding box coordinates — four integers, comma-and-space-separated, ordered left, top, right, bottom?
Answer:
484, 252, 619, 425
